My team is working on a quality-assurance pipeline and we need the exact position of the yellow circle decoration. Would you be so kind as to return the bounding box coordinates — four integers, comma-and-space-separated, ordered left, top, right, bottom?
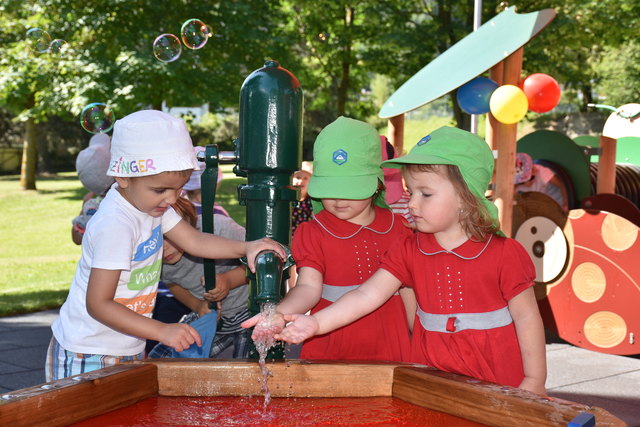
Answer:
583, 311, 626, 348
601, 213, 638, 251
571, 262, 606, 303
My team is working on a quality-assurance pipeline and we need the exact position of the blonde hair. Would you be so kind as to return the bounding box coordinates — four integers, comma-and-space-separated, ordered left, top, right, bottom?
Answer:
405, 164, 498, 241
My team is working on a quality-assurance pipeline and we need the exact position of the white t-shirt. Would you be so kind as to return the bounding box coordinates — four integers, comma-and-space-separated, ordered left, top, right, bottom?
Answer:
52, 184, 182, 355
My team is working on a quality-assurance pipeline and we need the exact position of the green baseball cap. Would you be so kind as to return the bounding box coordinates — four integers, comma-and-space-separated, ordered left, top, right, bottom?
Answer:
382, 126, 498, 226
308, 116, 388, 211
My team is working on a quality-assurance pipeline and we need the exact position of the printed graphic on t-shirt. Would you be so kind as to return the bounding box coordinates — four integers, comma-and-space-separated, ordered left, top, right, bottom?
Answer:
128, 259, 162, 290
133, 225, 162, 261
115, 293, 156, 315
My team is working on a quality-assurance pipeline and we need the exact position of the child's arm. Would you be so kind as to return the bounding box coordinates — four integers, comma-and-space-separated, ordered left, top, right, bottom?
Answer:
166, 282, 211, 317
203, 266, 247, 302
241, 266, 324, 339
86, 268, 202, 351
509, 287, 547, 396
165, 220, 286, 272
276, 268, 402, 343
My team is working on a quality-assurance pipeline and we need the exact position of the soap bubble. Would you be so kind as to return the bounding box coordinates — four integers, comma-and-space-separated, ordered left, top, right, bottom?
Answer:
26, 28, 51, 53
318, 32, 330, 42
153, 33, 182, 62
204, 25, 214, 39
80, 103, 115, 134
180, 19, 208, 49
49, 39, 70, 56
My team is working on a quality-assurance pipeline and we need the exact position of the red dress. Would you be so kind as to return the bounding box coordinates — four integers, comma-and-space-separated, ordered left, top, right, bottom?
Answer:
292, 206, 412, 362
381, 232, 535, 387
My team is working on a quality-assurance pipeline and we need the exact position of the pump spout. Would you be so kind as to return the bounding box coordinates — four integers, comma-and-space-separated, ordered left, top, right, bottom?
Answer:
254, 250, 284, 305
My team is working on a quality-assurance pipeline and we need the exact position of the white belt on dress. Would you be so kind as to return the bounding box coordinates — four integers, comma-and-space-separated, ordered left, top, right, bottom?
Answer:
417, 305, 512, 333
321, 284, 398, 302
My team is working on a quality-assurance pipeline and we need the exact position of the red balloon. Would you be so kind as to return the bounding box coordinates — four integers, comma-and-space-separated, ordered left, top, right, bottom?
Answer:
519, 73, 561, 113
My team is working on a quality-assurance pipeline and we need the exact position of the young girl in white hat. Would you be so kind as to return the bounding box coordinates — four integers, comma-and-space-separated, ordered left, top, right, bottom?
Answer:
47, 110, 284, 380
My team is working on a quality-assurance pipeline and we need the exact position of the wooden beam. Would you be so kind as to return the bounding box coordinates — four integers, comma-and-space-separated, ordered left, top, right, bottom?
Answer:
0, 364, 158, 427
387, 114, 405, 155
392, 366, 626, 427
490, 48, 523, 237
597, 135, 617, 194
143, 359, 399, 397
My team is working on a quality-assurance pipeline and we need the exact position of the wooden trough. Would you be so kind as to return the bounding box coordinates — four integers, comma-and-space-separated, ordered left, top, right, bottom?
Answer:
0, 360, 626, 426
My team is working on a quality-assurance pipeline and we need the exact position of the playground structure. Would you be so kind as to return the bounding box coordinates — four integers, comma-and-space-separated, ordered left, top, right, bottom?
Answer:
512, 106, 640, 356
381, 6, 639, 357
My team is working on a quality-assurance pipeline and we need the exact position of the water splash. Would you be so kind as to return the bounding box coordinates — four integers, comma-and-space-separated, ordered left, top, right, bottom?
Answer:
254, 302, 278, 409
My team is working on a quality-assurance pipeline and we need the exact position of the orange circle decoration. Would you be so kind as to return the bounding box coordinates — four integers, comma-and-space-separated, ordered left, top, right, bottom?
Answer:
601, 213, 638, 251
583, 311, 627, 348
571, 262, 606, 303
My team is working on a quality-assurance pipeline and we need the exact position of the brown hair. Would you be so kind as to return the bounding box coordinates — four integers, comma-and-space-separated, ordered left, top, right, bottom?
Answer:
172, 196, 198, 227
405, 164, 498, 241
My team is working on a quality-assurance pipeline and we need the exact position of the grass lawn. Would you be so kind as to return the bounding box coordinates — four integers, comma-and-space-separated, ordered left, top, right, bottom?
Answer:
0, 165, 245, 317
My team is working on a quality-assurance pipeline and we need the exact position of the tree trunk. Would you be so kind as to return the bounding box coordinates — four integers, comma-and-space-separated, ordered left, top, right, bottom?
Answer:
336, 6, 354, 117
19, 117, 38, 190
37, 123, 54, 174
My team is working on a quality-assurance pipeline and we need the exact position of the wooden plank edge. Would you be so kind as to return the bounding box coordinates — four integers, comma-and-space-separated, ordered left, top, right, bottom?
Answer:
0, 364, 158, 427
138, 359, 401, 397
392, 366, 627, 427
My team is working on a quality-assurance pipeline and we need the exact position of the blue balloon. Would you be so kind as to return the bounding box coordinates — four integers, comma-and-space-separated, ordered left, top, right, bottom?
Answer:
456, 77, 499, 114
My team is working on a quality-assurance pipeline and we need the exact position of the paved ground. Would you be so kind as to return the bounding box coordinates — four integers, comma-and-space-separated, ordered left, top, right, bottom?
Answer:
1, 309, 639, 426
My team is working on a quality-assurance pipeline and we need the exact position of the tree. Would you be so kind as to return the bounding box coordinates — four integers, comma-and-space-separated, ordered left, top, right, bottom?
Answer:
0, 0, 293, 188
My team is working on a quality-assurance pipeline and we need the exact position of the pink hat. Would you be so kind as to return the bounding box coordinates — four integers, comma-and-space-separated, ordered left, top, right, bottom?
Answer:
380, 135, 404, 205
514, 152, 533, 185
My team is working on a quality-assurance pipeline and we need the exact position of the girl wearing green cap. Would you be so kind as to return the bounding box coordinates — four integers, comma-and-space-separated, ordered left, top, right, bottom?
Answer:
274, 126, 547, 396
243, 116, 413, 362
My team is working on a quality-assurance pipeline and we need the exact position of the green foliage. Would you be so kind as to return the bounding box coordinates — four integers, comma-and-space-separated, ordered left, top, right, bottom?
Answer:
594, 41, 640, 107
184, 112, 239, 152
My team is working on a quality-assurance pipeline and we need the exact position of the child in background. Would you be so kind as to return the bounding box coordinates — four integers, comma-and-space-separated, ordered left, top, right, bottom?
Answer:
380, 135, 413, 225
150, 183, 251, 358
244, 116, 413, 362
288, 161, 314, 289
275, 126, 547, 396
183, 146, 229, 217
47, 110, 284, 380
290, 161, 313, 237
71, 133, 115, 245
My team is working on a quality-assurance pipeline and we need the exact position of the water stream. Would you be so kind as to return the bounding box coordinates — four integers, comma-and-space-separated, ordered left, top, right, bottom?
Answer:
253, 302, 278, 409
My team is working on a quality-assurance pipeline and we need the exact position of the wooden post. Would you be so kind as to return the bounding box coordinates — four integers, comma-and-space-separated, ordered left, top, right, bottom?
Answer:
485, 62, 504, 150
597, 135, 617, 194
489, 48, 523, 237
387, 114, 405, 155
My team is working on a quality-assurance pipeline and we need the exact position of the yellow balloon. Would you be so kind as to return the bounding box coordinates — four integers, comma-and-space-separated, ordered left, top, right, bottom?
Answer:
489, 85, 528, 124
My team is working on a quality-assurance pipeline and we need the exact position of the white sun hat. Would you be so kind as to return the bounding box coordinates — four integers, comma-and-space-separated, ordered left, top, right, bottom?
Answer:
107, 109, 199, 177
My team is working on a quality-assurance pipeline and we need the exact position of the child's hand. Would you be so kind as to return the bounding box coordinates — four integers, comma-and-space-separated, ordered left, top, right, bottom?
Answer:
203, 274, 232, 302
245, 238, 287, 272
159, 323, 202, 352
274, 314, 318, 344
241, 312, 285, 341
519, 377, 547, 396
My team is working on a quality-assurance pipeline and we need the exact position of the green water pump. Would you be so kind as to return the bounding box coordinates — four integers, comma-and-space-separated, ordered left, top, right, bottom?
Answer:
236, 60, 303, 316
199, 61, 302, 358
